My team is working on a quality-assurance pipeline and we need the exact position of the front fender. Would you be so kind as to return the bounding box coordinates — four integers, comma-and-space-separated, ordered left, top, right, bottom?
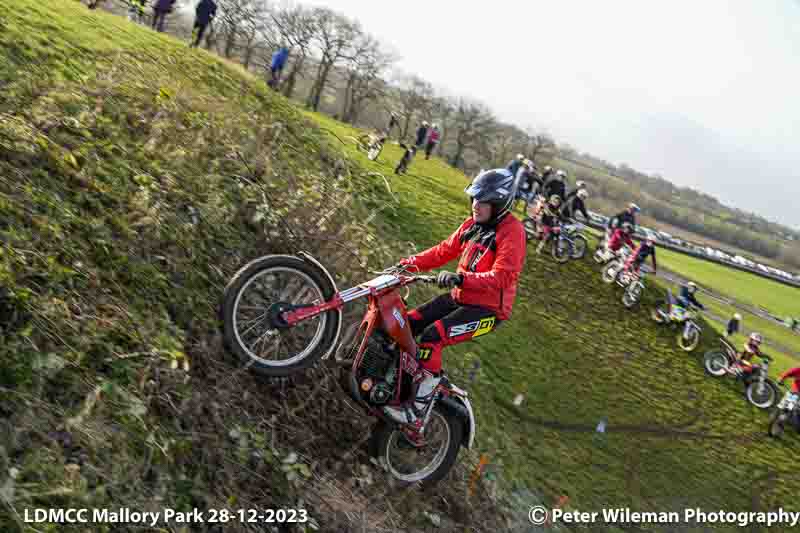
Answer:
298, 251, 343, 361
439, 395, 476, 449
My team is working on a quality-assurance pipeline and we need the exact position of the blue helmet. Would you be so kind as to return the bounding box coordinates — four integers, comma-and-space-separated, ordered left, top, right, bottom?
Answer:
464, 169, 518, 224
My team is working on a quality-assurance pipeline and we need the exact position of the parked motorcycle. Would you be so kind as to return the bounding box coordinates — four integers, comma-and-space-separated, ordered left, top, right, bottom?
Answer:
768, 382, 800, 438
220, 253, 476, 487
703, 337, 779, 409
650, 290, 703, 352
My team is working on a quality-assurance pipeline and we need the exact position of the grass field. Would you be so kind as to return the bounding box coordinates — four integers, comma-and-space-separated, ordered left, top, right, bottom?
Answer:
5, 3, 800, 532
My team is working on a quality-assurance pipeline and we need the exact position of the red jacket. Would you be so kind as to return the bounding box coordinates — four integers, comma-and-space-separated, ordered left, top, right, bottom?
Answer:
401, 214, 526, 320
608, 229, 634, 251
780, 367, 800, 393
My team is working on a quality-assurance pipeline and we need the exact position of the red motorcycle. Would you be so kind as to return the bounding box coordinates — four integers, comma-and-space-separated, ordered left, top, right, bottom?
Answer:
220, 252, 476, 486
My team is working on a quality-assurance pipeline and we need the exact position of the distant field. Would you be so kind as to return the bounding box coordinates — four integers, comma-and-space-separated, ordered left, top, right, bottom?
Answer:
656, 246, 799, 319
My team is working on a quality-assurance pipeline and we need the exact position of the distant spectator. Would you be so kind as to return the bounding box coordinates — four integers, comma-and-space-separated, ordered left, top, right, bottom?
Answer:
269, 47, 289, 88
387, 112, 399, 135
87, 0, 106, 9
127, 0, 147, 23
191, 0, 217, 48
425, 123, 440, 159
151, 0, 176, 32
415, 121, 429, 148
726, 313, 741, 338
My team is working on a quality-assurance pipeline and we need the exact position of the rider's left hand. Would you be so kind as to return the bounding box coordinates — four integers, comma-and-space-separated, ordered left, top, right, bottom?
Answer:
437, 271, 463, 289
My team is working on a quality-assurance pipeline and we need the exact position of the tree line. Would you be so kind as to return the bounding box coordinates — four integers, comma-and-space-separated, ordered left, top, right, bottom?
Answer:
98, 0, 800, 270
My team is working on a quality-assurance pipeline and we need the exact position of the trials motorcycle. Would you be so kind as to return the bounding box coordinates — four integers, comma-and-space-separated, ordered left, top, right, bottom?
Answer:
220, 253, 476, 487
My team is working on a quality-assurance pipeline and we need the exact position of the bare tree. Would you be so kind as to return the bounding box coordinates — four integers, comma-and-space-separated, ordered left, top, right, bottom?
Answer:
524, 129, 556, 163
306, 8, 358, 111
449, 98, 495, 170
341, 34, 396, 124
393, 74, 435, 141
212, 0, 268, 60
269, 3, 316, 99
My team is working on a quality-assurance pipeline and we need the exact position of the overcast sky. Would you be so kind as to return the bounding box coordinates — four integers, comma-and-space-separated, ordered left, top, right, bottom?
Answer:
292, 0, 800, 229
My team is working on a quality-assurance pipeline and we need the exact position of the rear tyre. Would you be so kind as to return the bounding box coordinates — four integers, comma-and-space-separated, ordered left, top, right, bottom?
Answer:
747, 380, 778, 409
371, 405, 464, 488
571, 235, 588, 259
602, 261, 621, 284
769, 411, 786, 438
678, 326, 701, 352
703, 350, 729, 377
622, 282, 643, 308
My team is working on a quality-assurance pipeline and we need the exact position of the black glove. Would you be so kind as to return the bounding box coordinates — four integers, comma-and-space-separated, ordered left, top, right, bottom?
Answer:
437, 271, 463, 289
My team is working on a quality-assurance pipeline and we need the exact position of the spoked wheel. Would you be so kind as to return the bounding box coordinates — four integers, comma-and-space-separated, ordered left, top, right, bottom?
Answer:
571, 235, 588, 259
703, 350, 729, 377
523, 219, 538, 242
367, 143, 383, 161
622, 282, 643, 308
221, 255, 341, 377
371, 405, 464, 488
747, 381, 778, 409
552, 237, 571, 264
677, 326, 701, 352
769, 411, 786, 438
602, 261, 621, 284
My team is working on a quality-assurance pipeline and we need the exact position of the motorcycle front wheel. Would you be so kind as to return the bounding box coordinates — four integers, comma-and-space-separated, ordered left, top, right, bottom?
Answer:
571, 235, 588, 259
623, 282, 643, 308
370, 405, 464, 488
552, 237, 571, 264
221, 255, 341, 377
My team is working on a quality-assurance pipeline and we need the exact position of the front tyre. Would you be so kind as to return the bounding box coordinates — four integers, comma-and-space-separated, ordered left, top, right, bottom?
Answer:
622, 282, 643, 308
371, 405, 464, 488
221, 255, 341, 377
747, 380, 778, 409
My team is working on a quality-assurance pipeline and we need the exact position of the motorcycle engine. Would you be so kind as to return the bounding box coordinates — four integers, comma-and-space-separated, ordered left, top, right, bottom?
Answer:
356, 330, 399, 404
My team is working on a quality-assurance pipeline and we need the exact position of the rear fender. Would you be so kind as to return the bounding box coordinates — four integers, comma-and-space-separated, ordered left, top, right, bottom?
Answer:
438, 394, 476, 449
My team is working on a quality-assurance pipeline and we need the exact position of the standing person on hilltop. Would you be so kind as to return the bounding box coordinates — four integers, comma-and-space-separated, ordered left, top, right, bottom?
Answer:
151, 0, 176, 32
425, 124, 441, 159
269, 46, 290, 88
190, 0, 217, 48
415, 121, 429, 148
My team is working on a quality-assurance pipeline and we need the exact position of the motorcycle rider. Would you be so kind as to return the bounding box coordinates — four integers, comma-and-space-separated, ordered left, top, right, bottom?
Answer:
622, 237, 657, 277
542, 169, 567, 201
605, 203, 640, 243
560, 188, 590, 221
676, 281, 704, 311
729, 332, 765, 378
384, 169, 527, 425
507, 153, 526, 179
564, 180, 587, 204
536, 195, 564, 254
516, 159, 542, 212
606, 222, 636, 255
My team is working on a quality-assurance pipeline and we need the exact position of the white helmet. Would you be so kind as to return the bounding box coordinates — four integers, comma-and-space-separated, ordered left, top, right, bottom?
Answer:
687, 281, 697, 293
432, 123, 438, 129
422, 121, 429, 126
576, 180, 586, 189
749, 332, 763, 345
577, 189, 588, 200
556, 169, 566, 179
734, 313, 742, 320
516, 153, 525, 161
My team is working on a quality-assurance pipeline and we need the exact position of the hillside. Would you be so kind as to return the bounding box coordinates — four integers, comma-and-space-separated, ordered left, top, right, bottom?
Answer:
4, 3, 800, 533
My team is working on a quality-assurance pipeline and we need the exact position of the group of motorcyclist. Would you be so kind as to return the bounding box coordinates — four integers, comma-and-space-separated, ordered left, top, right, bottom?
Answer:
373, 153, 792, 432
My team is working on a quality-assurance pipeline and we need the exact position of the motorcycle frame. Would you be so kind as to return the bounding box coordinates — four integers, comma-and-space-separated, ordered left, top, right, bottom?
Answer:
279, 268, 476, 447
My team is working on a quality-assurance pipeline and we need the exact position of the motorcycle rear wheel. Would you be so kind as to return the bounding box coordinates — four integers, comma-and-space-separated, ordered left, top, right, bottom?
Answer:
623, 282, 643, 308
769, 411, 786, 438
602, 261, 621, 284
370, 405, 464, 488
703, 350, 729, 377
747, 380, 778, 409
677, 326, 701, 352
571, 235, 588, 259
